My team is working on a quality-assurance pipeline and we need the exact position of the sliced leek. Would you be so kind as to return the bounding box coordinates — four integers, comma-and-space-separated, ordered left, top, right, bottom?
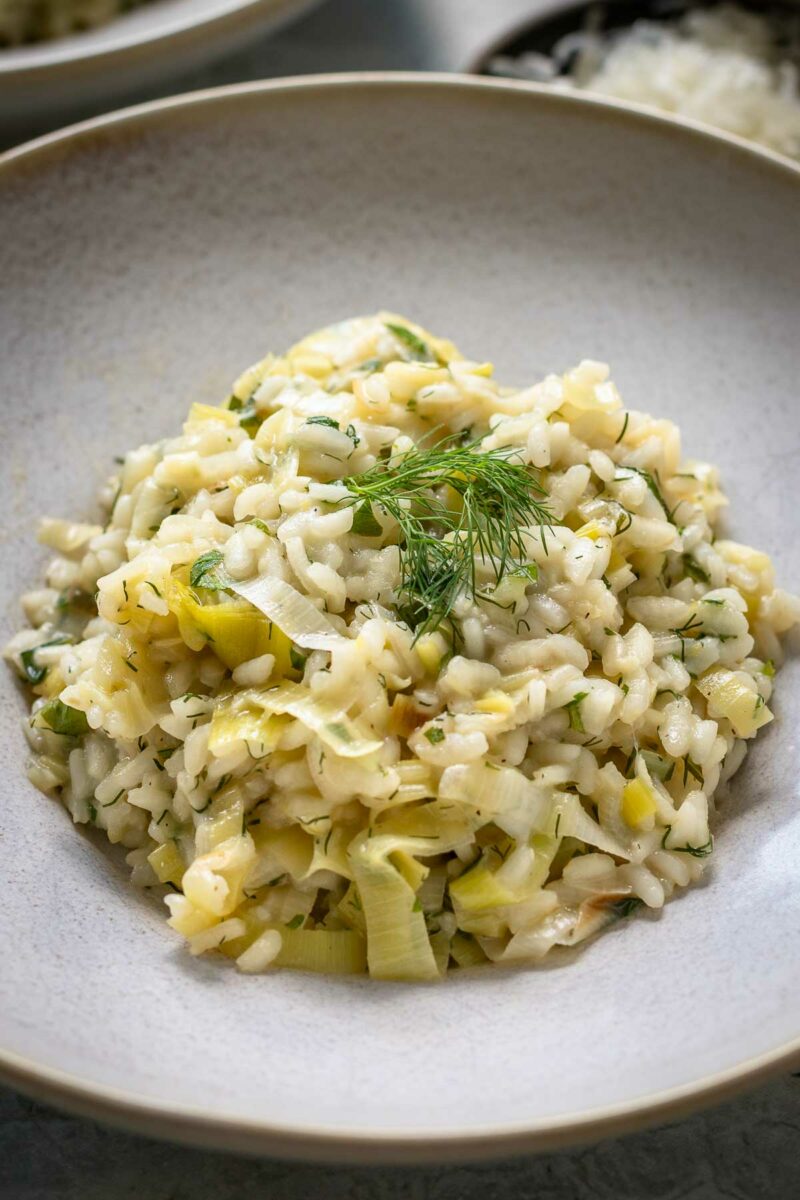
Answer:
169, 579, 291, 672
230, 575, 348, 651
348, 834, 440, 982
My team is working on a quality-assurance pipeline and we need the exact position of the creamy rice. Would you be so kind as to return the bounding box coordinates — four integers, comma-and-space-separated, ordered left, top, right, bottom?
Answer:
5, 314, 798, 980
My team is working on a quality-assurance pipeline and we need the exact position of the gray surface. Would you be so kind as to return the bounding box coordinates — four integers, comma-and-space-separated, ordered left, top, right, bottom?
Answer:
2, 0, 799, 1194
3, 1076, 800, 1198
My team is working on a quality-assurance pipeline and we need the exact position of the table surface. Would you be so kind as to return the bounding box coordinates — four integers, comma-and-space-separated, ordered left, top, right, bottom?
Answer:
3, 1, 799, 1196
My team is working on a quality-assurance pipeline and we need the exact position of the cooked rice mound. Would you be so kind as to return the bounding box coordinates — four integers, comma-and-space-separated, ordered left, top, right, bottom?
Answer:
490, 5, 800, 162
6, 314, 798, 980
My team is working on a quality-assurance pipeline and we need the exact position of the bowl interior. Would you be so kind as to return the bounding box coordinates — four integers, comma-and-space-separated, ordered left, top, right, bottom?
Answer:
1, 77, 799, 1159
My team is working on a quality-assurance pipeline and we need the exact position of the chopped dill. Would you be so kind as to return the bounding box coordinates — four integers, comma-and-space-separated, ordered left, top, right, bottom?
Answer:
661, 827, 714, 857
384, 322, 438, 363
683, 555, 710, 584
563, 692, 589, 733
616, 465, 670, 519
341, 435, 552, 639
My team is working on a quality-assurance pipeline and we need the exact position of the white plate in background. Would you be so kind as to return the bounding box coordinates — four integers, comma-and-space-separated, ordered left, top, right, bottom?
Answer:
0, 0, 321, 140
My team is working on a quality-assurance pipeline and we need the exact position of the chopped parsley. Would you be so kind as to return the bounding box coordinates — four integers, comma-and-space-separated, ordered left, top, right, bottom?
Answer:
38, 699, 89, 737
189, 549, 232, 591
425, 726, 446, 745
20, 632, 72, 685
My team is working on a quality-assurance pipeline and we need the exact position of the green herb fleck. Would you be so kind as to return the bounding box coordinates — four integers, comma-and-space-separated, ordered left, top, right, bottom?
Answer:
189, 549, 232, 591
19, 633, 72, 685
563, 692, 589, 733
616, 466, 670, 519
510, 562, 539, 582
289, 647, 307, 672
640, 750, 675, 783
351, 501, 383, 537
39, 699, 89, 737
384, 322, 437, 362
305, 415, 340, 431
683, 556, 710, 584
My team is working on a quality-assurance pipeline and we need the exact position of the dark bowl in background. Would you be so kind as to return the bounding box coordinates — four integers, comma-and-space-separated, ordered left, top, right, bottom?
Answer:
470, 0, 800, 76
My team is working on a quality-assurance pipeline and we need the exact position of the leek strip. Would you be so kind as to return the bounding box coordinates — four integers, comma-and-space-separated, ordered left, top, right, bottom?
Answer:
450, 861, 517, 913
147, 841, 185, 887
273, 928, 366, 975
529, 834, 561, 889
429, 929, 452, 975
195, 799, 245, 855
169, 580, 291, 672
374, 800, 476, 853
336, 882, 366, 935
389, 849, 429, 892
696, 669, 773, 738
250, 824, 315, 878
208, 698, 286, 758
348, 834, 440, 981
451, 932, 488, 968
439, 763, 553, 840
230, 576, 348, 651
555, 793, 629, 858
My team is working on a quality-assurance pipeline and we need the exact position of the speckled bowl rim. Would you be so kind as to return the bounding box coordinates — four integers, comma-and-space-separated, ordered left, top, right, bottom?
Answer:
0, 0, 320, 84
1, 73, 799, 1164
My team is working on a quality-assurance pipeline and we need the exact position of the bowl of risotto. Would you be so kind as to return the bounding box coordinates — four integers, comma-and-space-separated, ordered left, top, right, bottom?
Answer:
0, 74, 798, 1160
0, 0, 321, 140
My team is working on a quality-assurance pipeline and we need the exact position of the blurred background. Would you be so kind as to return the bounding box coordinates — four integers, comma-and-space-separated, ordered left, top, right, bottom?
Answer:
2, 0, 799, 1197
3, 0, 799, 155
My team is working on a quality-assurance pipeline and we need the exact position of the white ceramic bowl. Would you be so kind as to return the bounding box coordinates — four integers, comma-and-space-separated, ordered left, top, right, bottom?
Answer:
1, 75, 799, 1163
0, 0, 321, 141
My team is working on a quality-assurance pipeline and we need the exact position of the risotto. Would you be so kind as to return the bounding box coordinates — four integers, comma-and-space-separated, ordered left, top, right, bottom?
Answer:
5, 314, 798, 981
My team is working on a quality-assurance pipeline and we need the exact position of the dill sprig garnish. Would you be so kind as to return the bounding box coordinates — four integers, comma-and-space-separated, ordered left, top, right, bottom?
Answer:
341, 435, 552, 638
